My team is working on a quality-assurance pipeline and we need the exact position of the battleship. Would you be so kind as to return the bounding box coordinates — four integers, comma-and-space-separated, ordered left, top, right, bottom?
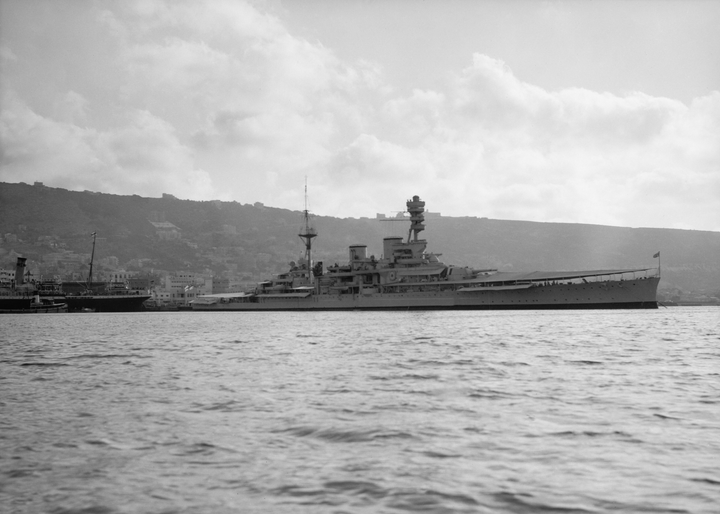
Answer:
192, 195, 660, 311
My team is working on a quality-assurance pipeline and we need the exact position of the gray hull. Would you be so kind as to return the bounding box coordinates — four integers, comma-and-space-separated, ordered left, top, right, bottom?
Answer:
192, 276, 659, 311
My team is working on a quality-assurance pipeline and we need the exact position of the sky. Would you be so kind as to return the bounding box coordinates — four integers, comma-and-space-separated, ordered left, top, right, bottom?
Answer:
1, 0, 719, 231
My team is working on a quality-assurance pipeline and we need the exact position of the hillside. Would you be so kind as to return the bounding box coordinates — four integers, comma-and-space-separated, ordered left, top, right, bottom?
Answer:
1, 182, 719, 297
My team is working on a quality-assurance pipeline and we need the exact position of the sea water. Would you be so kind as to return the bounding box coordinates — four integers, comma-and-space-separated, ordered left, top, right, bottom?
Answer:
1, 308, 718, 514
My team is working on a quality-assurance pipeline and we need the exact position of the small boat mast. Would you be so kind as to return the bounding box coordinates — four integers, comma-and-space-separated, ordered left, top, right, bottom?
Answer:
87, 231, 97, 290
298, 181, 317, 283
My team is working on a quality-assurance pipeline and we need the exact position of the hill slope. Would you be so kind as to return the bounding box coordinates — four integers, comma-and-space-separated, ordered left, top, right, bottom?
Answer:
1, 182, 718, 295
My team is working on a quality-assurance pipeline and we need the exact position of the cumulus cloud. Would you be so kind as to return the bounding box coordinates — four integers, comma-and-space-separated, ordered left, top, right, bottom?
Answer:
0, 1, 718, 231
353, 54, 720, 230
0, 90, 212, 198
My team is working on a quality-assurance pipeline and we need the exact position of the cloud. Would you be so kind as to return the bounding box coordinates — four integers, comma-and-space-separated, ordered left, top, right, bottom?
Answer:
0, 1, 718, 231
349, 54, 720, 230
0, 90, 212, 198
1, 1, 374, 200
108, 0, 380, 207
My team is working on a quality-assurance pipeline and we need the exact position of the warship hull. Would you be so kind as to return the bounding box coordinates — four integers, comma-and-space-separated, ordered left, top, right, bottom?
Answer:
192, 276, 659, 311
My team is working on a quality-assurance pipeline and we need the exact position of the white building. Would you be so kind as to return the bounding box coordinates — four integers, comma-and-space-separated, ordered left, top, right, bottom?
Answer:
0, 268, 15, 285
149, 221, 182, 241
108, 270, 136, 283
155, 272, 211, 305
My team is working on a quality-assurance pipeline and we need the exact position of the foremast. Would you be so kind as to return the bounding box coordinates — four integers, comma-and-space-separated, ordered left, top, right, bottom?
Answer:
298, 182, 317, 283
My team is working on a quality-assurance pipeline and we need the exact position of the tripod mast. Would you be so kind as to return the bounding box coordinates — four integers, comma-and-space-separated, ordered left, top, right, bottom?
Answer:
298, 181, 317, 283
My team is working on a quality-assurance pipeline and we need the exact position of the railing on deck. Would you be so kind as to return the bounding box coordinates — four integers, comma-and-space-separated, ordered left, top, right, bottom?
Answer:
533, 268, 659, 286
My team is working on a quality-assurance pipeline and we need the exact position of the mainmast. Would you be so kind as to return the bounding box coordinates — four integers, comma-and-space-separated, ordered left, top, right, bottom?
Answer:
298, 181, 317, 283
87, 231, 97, 290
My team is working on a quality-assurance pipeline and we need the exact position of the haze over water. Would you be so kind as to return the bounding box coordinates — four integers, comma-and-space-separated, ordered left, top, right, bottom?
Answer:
1, 308, 719, 513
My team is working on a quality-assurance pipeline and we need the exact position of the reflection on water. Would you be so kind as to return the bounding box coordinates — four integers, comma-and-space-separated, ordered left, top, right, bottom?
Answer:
1, 308, 719, 513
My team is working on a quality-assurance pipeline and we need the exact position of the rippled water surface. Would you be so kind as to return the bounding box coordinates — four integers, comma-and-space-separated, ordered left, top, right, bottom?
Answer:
1, 308, 719, 513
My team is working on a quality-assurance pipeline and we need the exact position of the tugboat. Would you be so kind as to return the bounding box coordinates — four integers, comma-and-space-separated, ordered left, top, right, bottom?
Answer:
64, 232, 151, 313
192, 195, 660, 311
0, 258, 68, 313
